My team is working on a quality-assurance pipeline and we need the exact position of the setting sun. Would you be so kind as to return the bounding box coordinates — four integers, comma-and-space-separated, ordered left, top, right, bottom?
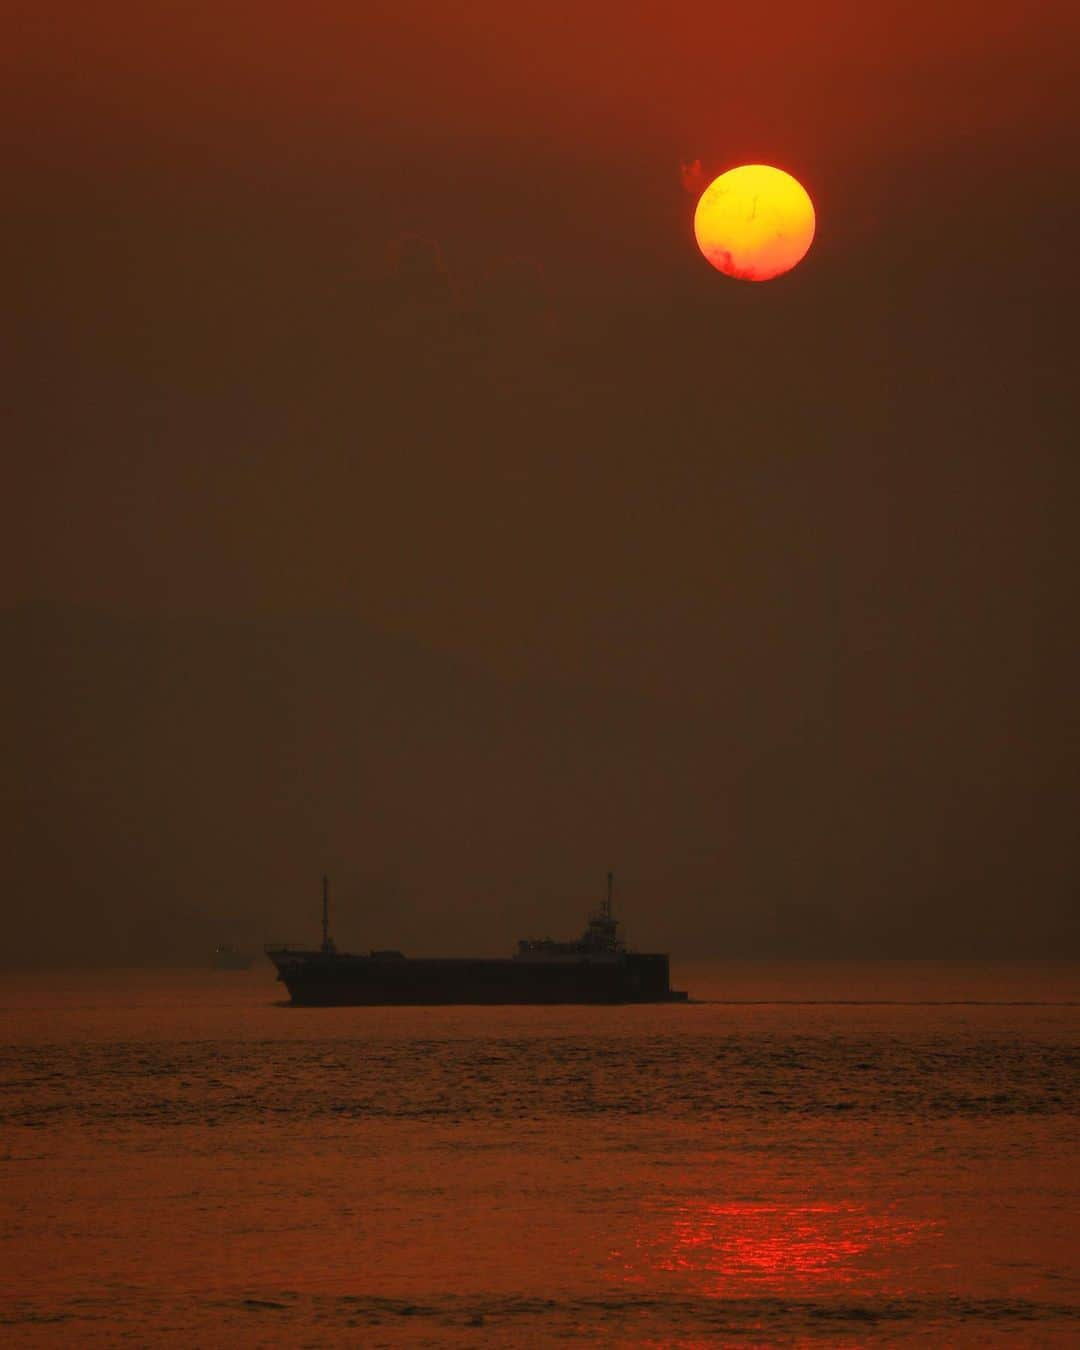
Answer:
694, 164, 815, 281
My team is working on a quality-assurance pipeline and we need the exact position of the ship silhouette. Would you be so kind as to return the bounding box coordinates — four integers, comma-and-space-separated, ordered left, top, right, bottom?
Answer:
266, 875, 687, 1005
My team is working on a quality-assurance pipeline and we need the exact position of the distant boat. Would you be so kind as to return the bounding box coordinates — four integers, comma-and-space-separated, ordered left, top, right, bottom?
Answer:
212, 943, 252, 971
266, 874, 688, 1006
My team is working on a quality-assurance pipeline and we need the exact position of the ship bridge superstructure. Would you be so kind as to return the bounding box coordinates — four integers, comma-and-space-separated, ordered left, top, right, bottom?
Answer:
514, 871, 626, 963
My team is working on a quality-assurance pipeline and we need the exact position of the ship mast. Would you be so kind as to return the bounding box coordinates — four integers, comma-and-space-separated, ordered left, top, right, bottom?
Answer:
604, 870, 614, 921
321, 874, 332, 953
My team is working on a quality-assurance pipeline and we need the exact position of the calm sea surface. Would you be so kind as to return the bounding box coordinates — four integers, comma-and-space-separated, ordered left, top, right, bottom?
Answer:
2, 962, 1077, 1346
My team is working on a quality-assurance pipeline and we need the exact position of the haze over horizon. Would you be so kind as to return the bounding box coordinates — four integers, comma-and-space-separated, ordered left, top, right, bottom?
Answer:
4, 2, 1077, 965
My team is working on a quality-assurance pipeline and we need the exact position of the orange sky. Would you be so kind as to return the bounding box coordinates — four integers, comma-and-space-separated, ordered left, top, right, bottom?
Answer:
5, 2, 1074, 213
4, 1, 1077, 655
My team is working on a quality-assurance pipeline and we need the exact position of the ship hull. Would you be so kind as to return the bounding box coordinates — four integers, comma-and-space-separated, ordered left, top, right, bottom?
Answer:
267, 951, 685, 1006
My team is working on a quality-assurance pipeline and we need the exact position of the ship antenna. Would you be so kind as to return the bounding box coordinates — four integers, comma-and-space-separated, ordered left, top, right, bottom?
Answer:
604, 870, 614, 921
321, 875, 331, 952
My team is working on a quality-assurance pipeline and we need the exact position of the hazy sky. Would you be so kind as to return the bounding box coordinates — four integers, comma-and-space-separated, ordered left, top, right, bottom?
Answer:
4, 3, 1077, 962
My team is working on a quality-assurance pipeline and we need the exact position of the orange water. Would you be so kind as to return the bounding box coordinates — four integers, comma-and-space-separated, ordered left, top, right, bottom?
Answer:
2, 963, 1077, 1345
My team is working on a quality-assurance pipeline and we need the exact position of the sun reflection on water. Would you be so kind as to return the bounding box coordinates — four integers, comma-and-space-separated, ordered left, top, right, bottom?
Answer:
612, 1199, 933, 1298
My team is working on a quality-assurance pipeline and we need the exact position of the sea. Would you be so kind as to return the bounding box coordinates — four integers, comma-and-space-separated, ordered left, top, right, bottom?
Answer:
2, 962, 1077, 1347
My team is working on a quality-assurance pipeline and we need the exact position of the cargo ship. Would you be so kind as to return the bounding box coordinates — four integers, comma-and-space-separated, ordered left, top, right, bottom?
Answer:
266, 875, 687, 1005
